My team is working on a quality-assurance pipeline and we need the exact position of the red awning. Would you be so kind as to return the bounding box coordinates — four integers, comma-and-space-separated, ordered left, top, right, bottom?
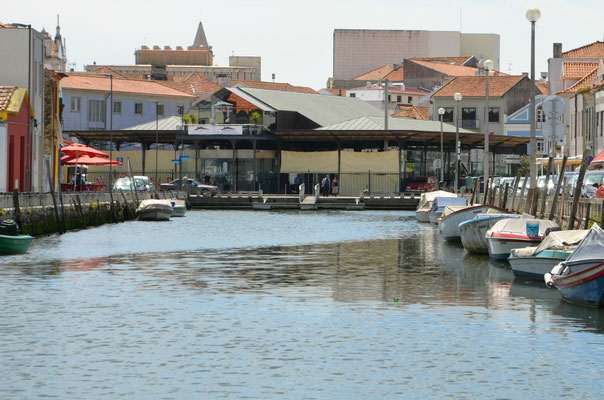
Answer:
591, 148, 604, 165
61, 154, 121, 166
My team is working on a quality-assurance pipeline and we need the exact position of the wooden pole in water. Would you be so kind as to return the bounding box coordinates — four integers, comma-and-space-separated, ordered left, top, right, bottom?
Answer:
584, 202, 591, 229
519, 170, 529, 213
472, 179, 478, 204
482, 177, 489, 204
559, 178, 567, 226
45, 159, 63, 234
567, 153, 590, 230
531, 187, 540, 216
539, 156, 553, 218
549, 156, 567, 221
509, 174, 520, 212
502, 182, 509, 209
469, 181, 476, 205
12, 188, 22, 231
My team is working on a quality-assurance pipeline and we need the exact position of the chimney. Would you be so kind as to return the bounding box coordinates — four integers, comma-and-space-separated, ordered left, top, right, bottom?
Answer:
164, 46, 172, 51
141, 45, 149, 50
153, 45, 160, 50
553, 43, 562, 58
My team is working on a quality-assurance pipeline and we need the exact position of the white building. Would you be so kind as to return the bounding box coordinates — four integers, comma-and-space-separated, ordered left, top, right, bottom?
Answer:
347, 83, 429, 112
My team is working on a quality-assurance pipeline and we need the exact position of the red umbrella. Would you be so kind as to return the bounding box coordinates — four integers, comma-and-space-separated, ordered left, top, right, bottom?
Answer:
61, 154, 122, 165
61, 143, 110, 159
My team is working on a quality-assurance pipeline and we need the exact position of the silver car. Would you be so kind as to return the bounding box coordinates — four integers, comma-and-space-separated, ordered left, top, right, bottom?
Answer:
160, 178, 220, 197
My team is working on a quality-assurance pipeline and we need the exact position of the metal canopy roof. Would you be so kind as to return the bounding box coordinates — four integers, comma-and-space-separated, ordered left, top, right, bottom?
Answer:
317, 116, 474, 134
123, 115, 184, 131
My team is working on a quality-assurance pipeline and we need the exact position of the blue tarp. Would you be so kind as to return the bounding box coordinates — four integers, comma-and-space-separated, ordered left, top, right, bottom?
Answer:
430, 197, 467, 215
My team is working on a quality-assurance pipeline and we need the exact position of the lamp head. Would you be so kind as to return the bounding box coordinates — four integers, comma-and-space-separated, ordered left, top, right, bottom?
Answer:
526, 8, 541, 22
454, 92, 462, 101
484, 59, 494, 71
438, 107, 445, 115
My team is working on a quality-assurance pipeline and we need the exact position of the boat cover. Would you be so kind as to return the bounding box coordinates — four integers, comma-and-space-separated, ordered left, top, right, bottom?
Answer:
511, 229, 589, 257
458, 213, 520, 229
136, 199, 173, 213
430, 197, 467, 214
563, 225, 604, 264
441, 205, 470, 218
417, 190, 457, 210
486, 218, 559, 238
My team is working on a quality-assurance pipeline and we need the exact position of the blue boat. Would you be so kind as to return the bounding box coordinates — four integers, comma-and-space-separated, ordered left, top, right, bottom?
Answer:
428, 196, 466, 224
546, 225, 604, 307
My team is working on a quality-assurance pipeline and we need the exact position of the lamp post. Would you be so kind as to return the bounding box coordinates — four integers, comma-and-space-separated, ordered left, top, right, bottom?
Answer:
151, 101, 159, 187
526, 7, 541, 189
454, 92, 462, 193
483, 59, 494, 196
100, 73, 113, 193
438, 107, 445, 185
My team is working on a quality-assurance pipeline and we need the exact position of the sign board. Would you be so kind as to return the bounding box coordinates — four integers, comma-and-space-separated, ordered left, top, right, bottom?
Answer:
180, 156, 190, 160
116, 157, 123, 164
542, 95, 566, 118
502, 154, 521, 164
171, 160, 180, 164
542, 118, 565, 141
188, 125, 243, 136
470, 149, 483, 163
433, 159, 442, 169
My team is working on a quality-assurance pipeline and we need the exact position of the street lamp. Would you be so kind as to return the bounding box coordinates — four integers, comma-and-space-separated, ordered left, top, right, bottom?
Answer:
454, 92, 462, 194
438, 107, 445, 185
526, 7, 541, 189
100, 73, 113, 193
483, 59, 494, 196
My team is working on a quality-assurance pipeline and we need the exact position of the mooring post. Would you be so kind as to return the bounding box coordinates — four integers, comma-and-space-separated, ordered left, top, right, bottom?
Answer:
539, 156, 553, 218
12, 188, 22, 231
568, 153, 590, 230
502, 183, 509, 209
509, 174, 520, 212
559, 178, 567, 226
585, 202, 592, 229
549, 156, 567, 221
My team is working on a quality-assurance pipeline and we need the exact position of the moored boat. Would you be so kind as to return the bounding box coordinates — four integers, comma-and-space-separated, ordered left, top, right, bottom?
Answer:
415, 190, 456, 222
156, 199, 187, 217
545, 225, 604, 307
509, 229, 588, 280
136, 199, 173, 221
459, 214, 521, 254
439, 205, 510, 241
486, 218, 559, 260
0, 233, 33, 255
429, 196, 466, 224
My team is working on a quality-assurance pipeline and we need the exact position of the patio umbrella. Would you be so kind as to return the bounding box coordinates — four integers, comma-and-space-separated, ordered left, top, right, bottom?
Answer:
61, 142, 109, 159
590, 148, 604, 165
61, 154, 122, 165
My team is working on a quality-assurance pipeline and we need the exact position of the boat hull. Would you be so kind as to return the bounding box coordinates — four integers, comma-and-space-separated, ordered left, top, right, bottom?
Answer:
172, 205, 186, 217
440, 206, 507, 241
416, 209, 430, 223
0, 234, 33, 255
488, 237, 541, 260
509, 251, 570, 280
551, 260, 604, 307
429, 212, 440, 224
459, 216, 513, 254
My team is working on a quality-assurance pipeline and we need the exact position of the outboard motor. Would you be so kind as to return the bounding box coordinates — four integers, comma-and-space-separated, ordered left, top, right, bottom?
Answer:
0, 219, 20, 236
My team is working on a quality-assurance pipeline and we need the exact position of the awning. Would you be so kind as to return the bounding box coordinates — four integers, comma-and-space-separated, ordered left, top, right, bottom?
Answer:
61, 154, 121, 166
536, 156, 583, 166
591, 148, 604, 165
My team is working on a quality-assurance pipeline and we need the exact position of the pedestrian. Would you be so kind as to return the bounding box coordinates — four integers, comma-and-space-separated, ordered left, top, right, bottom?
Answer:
294, 175, 302, 193
331, 176, 339, 196
321, 174, 330, 197
203, 172, 213, 185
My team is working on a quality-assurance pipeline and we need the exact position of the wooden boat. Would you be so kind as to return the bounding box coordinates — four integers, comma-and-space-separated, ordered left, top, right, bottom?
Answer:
136, 199, 173, 221
0, 233, 33, 255
415, 190, 456, 222
545, 225, 604, 307
509, 230, 588, 280
438, 205, 510, 241
428, 196, 466, 224
459, 214, 521, 254
486, 218, 559, 260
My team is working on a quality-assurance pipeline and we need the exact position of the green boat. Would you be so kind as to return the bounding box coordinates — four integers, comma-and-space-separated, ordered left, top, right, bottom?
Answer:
0, 234, 33, 255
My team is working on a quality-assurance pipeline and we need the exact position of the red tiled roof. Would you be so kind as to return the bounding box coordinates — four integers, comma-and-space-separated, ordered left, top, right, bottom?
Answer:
412, 56, 472, 66
321, 88, 347, 96
159, 73, 222, 95
432, 75, 526, 97
87, 67, 128, 79
558, 67, 598, 94
409, 59, 507, 77
232, 80, 318, 94
353, 65, 403, 81
391, 105, 429, 120
0, 86, 17, 111
563, 62, 598, 79
562, 41, 604, 59
61, 74, 196, 98
537, 82, 549, 96
349, 84, 428, 95
384, 67, 404, 81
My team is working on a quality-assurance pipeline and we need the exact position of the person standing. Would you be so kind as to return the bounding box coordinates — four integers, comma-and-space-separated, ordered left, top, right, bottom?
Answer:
331, 176, 339, 196
203, 172, 213, 185
321, 174, 330, 197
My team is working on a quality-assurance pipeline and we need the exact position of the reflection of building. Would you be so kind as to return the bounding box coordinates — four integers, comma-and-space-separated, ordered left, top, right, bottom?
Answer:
86, 22, 261, 83
333, 29, 499, 81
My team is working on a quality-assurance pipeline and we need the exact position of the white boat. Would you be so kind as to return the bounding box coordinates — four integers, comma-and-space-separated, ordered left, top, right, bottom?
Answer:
439, 205, 510, 241
486, 218, 559, 260
415, 190, 456, 222
509, 229, 588, 280
136, 199, 173, 221
459, 214, 521, 254
429, 196, 467, 224
157, 199, 187, 217
545, 225, 604, 307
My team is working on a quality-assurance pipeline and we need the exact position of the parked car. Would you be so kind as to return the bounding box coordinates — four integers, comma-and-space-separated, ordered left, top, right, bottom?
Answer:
405, 176, 437, 192
160, 177, 220, 197
113, 176, 153, 192
581, 171, 604, 198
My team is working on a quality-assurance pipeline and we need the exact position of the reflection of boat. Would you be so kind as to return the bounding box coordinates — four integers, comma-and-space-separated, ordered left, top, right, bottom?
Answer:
0, 233, 33, 255
459, 214, 521, 254
546, 225, 604, 307
486, 218, 559, 260
552, 300, 604, 333
136, 199, 173, 221
509, 279, 561, 305
415, 191, 456, 222
509, 230, 588, 280
439, 205, 510, 241
429, 197, 466, 224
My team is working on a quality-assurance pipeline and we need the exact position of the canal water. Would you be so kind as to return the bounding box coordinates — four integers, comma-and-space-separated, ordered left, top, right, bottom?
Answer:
1, 210, 603, 399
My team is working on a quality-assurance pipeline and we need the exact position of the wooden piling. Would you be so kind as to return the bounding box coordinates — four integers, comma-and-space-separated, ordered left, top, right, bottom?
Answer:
539, 156, 553, 218
531, 188, 540, 216
482, 178, 490, 204
549, 156, 567, 221
46, 159, 63, 234
502, 183, 509, 209
509, 174, 521, 212
519, 171, 529, 213
584, 202, 592, 229
568, 153, 590, 230
559, 178, 567, 226
12, 188, 22, 231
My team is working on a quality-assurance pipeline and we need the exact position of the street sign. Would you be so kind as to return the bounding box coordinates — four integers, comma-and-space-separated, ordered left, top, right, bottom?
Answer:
502, 154, 521, 164
180, 156, 190, 160
542, 118, 565, 141
433, 159, 442, 169
542, 95, 566, 118
171, 160, 180, 164
116, 157, 123, 163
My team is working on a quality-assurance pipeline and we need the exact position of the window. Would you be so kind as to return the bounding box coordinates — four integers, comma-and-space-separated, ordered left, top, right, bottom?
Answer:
397, 95, 402, 103
387, 95, 391, 102
71, 97, 81, 112
349, 93, 356, 98
176, 105, 184, 116
488, 107, 499, 122
536, 141, 545, 153
462, 107, 476, 120
134, 102, 143, 115
156, 104, 164, 116
113, 101, 122, 114
441, 107, 454, 122
408, 96, 412, 103
537, 105, 546, 122
88, 100, 105, 122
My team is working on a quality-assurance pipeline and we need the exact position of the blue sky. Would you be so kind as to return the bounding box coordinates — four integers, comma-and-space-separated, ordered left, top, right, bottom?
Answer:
4, 0, 603, 89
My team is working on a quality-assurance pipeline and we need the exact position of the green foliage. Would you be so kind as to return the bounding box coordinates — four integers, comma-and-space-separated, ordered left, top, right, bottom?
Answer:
250, 111, 262, 125
518, 155, 531, 177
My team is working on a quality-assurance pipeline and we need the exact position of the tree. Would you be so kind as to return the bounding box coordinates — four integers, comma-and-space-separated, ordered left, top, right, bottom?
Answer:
250, 111, 262, 125
518, 155, 531, 177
